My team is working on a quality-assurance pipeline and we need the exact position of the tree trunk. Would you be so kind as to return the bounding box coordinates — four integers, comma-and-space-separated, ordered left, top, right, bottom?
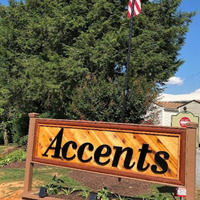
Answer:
3, 129, 8, 146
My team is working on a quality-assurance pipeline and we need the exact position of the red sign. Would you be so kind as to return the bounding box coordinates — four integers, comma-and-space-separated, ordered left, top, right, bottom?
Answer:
179, 117, 191, 127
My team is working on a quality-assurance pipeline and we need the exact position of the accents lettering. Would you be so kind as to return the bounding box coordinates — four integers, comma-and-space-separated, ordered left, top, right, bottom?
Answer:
112, 147, 135, 169
78, 142, 94, 163
94, 145, 111, 166
137, 144, 152, 171
62, 141, 77, 161
151, 151, 169, 174
42, 128, 170, 175
42, 128, 63, 159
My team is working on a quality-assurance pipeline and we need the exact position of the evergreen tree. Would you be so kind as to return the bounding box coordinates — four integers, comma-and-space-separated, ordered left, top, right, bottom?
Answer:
0, 0, 195, 143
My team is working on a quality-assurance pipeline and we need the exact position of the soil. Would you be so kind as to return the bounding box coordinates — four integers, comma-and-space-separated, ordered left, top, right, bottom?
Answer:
69, 170, 152, 197
0, 181, 41, 200
0, 181, 24, 199
0, 189, 24, 200
1, 161, 26, 169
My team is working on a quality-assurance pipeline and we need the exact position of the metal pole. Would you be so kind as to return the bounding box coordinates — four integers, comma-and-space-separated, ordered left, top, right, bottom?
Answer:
121, 0, 135, 122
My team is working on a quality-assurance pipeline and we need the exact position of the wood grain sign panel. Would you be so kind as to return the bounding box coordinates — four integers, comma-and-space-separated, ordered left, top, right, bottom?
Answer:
32, 119, 186, 186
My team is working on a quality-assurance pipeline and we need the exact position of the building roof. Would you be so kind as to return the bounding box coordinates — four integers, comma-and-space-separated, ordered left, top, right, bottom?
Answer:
158, 93, 200, 102
177, 100, 200, 108
155, 101, 184, 110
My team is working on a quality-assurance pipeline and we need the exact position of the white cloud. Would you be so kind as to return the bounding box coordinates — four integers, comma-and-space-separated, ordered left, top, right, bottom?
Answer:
165, 76, 184, 85
190, 89, 200, 94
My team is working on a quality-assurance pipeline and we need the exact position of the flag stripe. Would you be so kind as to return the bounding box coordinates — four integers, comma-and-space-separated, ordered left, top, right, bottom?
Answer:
128, 0, 141, 18
128, 0, 132, 18
134, 0, 141, 15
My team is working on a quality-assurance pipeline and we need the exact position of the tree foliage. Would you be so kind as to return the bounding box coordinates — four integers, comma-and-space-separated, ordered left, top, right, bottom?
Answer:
0, 0, 195, 143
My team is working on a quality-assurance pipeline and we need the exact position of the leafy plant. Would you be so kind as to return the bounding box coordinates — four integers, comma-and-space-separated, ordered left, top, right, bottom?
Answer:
44, 175, 84, 196
97, 187, 112, 200
60, 188, 73, 195
61, 187, 80, 195
0, 148, 26, 166
79, 189, 90, 199
46, 184, 59, 195
44, 175, 64, 195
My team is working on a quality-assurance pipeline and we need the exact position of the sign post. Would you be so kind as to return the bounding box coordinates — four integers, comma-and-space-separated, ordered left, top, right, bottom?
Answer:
185, 123, 197, 200
22, 113, 197, 200
23, 113, 39, 194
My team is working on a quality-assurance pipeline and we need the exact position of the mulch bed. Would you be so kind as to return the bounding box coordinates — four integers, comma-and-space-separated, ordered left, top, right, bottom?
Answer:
0, 160, 26, 168
69, 170, 152, 197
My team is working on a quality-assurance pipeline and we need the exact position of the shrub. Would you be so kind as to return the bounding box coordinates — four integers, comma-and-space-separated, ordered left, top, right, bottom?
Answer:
0, 148, 26, 166
18, 135, 28, 148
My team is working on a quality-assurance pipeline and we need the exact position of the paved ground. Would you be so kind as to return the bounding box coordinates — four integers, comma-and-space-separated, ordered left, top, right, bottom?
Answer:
196, 148, 200, 188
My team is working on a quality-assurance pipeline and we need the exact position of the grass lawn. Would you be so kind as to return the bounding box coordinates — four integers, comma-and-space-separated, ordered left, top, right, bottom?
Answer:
0, 165, 88, 190
0, 168, 24, 183
32, 166, 88, 191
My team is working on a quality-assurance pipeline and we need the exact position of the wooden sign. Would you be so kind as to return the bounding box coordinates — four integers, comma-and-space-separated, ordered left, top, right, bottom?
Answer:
22, 114, 198, 200
32, 118, 186, 186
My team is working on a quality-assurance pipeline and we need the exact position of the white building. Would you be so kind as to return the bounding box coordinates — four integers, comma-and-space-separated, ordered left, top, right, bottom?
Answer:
153, 93, 200, 146
156, 93, 200, 126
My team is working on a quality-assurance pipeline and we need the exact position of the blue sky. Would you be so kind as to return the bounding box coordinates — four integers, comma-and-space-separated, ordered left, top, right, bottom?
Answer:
1, 0, 199, 95
164, 0, 200, 95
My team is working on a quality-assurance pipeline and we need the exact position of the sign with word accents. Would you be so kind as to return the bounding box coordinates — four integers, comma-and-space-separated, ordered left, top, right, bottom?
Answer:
32, 118, 186, 186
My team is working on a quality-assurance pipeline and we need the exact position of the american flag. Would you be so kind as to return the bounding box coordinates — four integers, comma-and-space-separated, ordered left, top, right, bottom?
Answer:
128, 0, 141, 18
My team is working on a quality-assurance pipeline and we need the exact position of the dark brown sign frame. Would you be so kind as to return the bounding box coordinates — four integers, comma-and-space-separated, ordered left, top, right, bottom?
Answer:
22, 113, 197, 200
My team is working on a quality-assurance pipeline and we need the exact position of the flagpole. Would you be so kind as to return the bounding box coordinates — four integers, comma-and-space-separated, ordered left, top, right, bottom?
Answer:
121, 0, 135, 122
